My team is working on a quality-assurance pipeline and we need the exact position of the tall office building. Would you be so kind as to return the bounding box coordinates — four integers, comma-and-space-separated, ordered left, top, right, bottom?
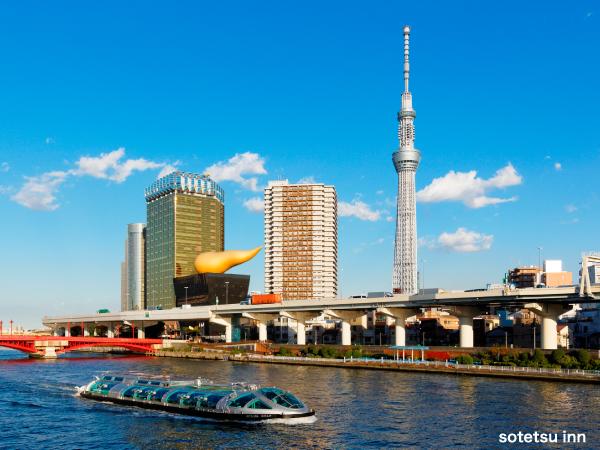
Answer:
264, 180, 337, 300
120, 224, 146, 311
145, 172, 224, 309
127, 223, 146, 310
392, 26, 421, 295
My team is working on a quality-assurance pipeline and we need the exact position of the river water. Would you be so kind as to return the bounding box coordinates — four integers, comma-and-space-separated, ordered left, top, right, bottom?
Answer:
0, 349, 598, 449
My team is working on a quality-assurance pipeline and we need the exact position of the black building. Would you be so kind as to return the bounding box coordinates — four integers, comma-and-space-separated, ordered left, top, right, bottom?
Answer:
173, 273, 250, 307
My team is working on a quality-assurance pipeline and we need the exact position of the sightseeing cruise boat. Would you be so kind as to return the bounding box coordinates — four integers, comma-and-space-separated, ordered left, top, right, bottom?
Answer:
79, 375, 315, 422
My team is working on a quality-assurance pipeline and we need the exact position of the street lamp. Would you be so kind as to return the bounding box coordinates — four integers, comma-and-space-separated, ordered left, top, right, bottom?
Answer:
225, 281, 230, 305
184, 286, 189, 306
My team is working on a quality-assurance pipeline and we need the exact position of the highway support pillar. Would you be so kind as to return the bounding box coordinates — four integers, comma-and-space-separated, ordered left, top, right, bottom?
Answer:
524, 303, 566, 350
209, 315, 232, 343
378, 308, 418, 347
242, 312, 279, 342
107, 324, 115, 338
453, 306, 481, 349
323, 309, 366, 346
258, 323, 267, 342
280, 312, 316, 346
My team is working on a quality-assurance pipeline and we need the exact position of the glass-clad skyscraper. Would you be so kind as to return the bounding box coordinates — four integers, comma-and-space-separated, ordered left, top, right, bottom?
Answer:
145, 172, 224, 309
126, 223, 146, 310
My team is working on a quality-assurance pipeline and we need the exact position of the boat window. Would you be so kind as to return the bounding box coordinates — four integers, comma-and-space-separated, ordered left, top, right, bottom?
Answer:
247, 399, 272, 410
114, 377, 124, 382
149, 388, 169, 401
165, 390, 189, 404
181, 392, 206, 407
122, 387, 142, 398
280, 393, 303, 408
227, 394, 256, 408
261, 390, 303, 409
102, 376, 112, 381
138, 380, 148, 385
134, 387, 154, 399
198, 393, 227, 409
90, 381, 118, 393
150, 381, 161, 386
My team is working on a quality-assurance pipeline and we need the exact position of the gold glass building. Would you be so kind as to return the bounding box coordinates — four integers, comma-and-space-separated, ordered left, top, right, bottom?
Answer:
145, 172, 224, 309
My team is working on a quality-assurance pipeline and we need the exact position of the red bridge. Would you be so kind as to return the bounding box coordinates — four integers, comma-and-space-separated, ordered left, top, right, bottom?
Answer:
0, 335, 163, 358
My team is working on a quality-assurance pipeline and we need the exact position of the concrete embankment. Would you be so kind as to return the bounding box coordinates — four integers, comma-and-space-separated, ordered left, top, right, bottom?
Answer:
151, 351, 600, 384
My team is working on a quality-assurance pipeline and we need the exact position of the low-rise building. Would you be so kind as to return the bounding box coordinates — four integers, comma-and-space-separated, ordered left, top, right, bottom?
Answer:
508, 266, 542, 288
542, 259, 572, 287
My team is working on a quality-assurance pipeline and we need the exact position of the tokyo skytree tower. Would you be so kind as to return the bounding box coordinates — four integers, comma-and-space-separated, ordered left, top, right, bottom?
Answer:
392, 26, 421, 295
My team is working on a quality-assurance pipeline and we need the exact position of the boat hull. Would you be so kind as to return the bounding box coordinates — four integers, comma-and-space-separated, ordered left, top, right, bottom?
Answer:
80, 391, 315, 422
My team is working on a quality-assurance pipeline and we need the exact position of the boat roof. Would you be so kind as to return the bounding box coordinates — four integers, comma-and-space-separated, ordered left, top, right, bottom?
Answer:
99, 375, 261, 392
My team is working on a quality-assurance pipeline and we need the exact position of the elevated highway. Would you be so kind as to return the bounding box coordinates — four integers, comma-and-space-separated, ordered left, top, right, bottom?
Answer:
42, 285, 600, 350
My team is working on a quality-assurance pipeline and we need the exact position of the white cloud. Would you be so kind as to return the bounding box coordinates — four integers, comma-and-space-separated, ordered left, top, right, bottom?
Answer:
73, 148, 165, 183
561, 217, 579, 225
352, 237, 386, 254
13, 148, 175, 211
1, 162, 9, 172
376, 190, 384, 195
338, 199, 381, 221
416, 163, 522, 208
0, 185, 12, 195
157, 162, 180, 179
240, 177, 259, 191
205, 152, 267, 192
436, 228, 493, 252
11, 171, 69, 211
565, 204, 577, 213
297, 176, 316, 184
243, 196, 264, 213
45, 137, 55, 145
554, 162, 562, 171
386, 215, 394, 222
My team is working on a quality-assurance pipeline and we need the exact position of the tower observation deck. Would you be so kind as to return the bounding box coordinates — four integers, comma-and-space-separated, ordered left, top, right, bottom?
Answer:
392, 26, 421, 294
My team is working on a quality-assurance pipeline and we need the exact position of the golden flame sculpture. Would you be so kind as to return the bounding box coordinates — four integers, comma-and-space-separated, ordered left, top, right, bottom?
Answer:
194, 246, 262, 274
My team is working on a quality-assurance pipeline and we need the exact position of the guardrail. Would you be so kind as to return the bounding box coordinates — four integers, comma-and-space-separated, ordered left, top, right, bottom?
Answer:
239, 354, 600, 378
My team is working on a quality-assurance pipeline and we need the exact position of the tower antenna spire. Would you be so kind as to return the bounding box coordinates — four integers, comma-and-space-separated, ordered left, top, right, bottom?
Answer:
403, 25, 410, 93
392, 25, 421, 297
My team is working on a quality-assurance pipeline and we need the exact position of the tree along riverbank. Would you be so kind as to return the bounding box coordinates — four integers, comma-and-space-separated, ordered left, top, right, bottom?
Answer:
151, 349, 600, 384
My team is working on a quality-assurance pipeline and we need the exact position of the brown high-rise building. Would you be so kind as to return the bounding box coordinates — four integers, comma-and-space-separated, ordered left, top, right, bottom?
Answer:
264, 180, 337, 300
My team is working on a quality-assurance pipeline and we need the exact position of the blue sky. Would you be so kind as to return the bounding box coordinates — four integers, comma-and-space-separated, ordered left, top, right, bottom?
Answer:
0, 1, 598, 328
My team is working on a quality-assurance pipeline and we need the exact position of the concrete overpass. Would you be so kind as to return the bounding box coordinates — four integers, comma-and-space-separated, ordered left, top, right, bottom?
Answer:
42, 285, 600, 350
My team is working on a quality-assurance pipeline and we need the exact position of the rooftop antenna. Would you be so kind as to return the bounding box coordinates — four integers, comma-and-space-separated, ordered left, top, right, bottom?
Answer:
403, 25, 410, 93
